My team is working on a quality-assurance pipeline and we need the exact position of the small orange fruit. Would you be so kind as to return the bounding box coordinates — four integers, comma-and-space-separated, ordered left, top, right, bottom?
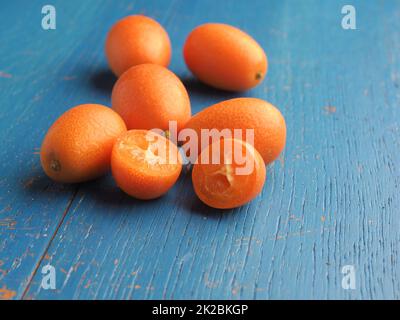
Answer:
184, 98, 286, 165
183, 23, 267, 91
105, 15, 171, 76
40, 104, 127, 183
192, 138, 266, 209
112, 63, 191, 132
111, 130, 182, 200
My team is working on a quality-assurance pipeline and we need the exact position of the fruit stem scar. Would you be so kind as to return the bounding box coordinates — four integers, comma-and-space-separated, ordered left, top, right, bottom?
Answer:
255, 72, 263, 80
50, 159, 61, 172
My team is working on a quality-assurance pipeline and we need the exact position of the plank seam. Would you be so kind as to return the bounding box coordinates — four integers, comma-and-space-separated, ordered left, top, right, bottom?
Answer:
20, 187, 80, 300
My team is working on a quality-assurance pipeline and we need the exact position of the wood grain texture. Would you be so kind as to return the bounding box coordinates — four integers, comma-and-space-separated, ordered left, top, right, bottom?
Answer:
0, 0, 399, 299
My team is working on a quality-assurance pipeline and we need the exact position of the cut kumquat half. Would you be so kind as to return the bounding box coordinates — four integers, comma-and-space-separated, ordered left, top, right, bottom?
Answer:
111, 130, 182, 200
192, 138, 266, 209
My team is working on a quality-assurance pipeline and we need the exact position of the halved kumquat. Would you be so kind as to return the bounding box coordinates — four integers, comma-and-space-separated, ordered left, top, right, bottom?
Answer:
111, 130, 182, 200
192, 138, 266, 209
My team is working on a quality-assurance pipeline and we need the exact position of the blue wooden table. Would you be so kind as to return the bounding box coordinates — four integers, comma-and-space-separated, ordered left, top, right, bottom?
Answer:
0, 0, 399, 300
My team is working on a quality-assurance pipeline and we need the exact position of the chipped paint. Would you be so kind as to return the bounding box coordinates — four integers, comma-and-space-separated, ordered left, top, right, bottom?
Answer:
84, 279, 91, 289
23, 177, 37, 188
324, 106, 337, 114
0, 71, 12, 78
0, 206, 12, 214
288, 214, 302, 222
204, 273, 219, 289
72, 261, 84, 272
271, 226, 335, 241
0, 285, 16, 300
179, 252, 193, 264
63, 76, 76, 81
0, 218, 17, 229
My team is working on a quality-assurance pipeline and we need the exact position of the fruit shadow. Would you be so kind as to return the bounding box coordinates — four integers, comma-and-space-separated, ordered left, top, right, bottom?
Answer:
20, 166, 77, 201
20, 166, 157, 214
21, 166, 239, 220
79, 169, 235, 218
74, 172, 220, 222
77, 174, 166, 213
180, 76, 245, 112
89, 68, 117, 94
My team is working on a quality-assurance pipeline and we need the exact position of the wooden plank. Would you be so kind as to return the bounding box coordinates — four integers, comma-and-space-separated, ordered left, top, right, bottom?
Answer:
0, 0, 122, 299
1, 0, 400, 299
0, 1, 76, 299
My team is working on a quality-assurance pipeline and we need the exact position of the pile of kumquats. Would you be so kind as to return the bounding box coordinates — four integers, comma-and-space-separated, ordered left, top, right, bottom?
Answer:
40, 15, 286, 209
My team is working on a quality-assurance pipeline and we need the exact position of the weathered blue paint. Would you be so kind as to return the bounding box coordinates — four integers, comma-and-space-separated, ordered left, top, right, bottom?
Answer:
0, 0, 399, 299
